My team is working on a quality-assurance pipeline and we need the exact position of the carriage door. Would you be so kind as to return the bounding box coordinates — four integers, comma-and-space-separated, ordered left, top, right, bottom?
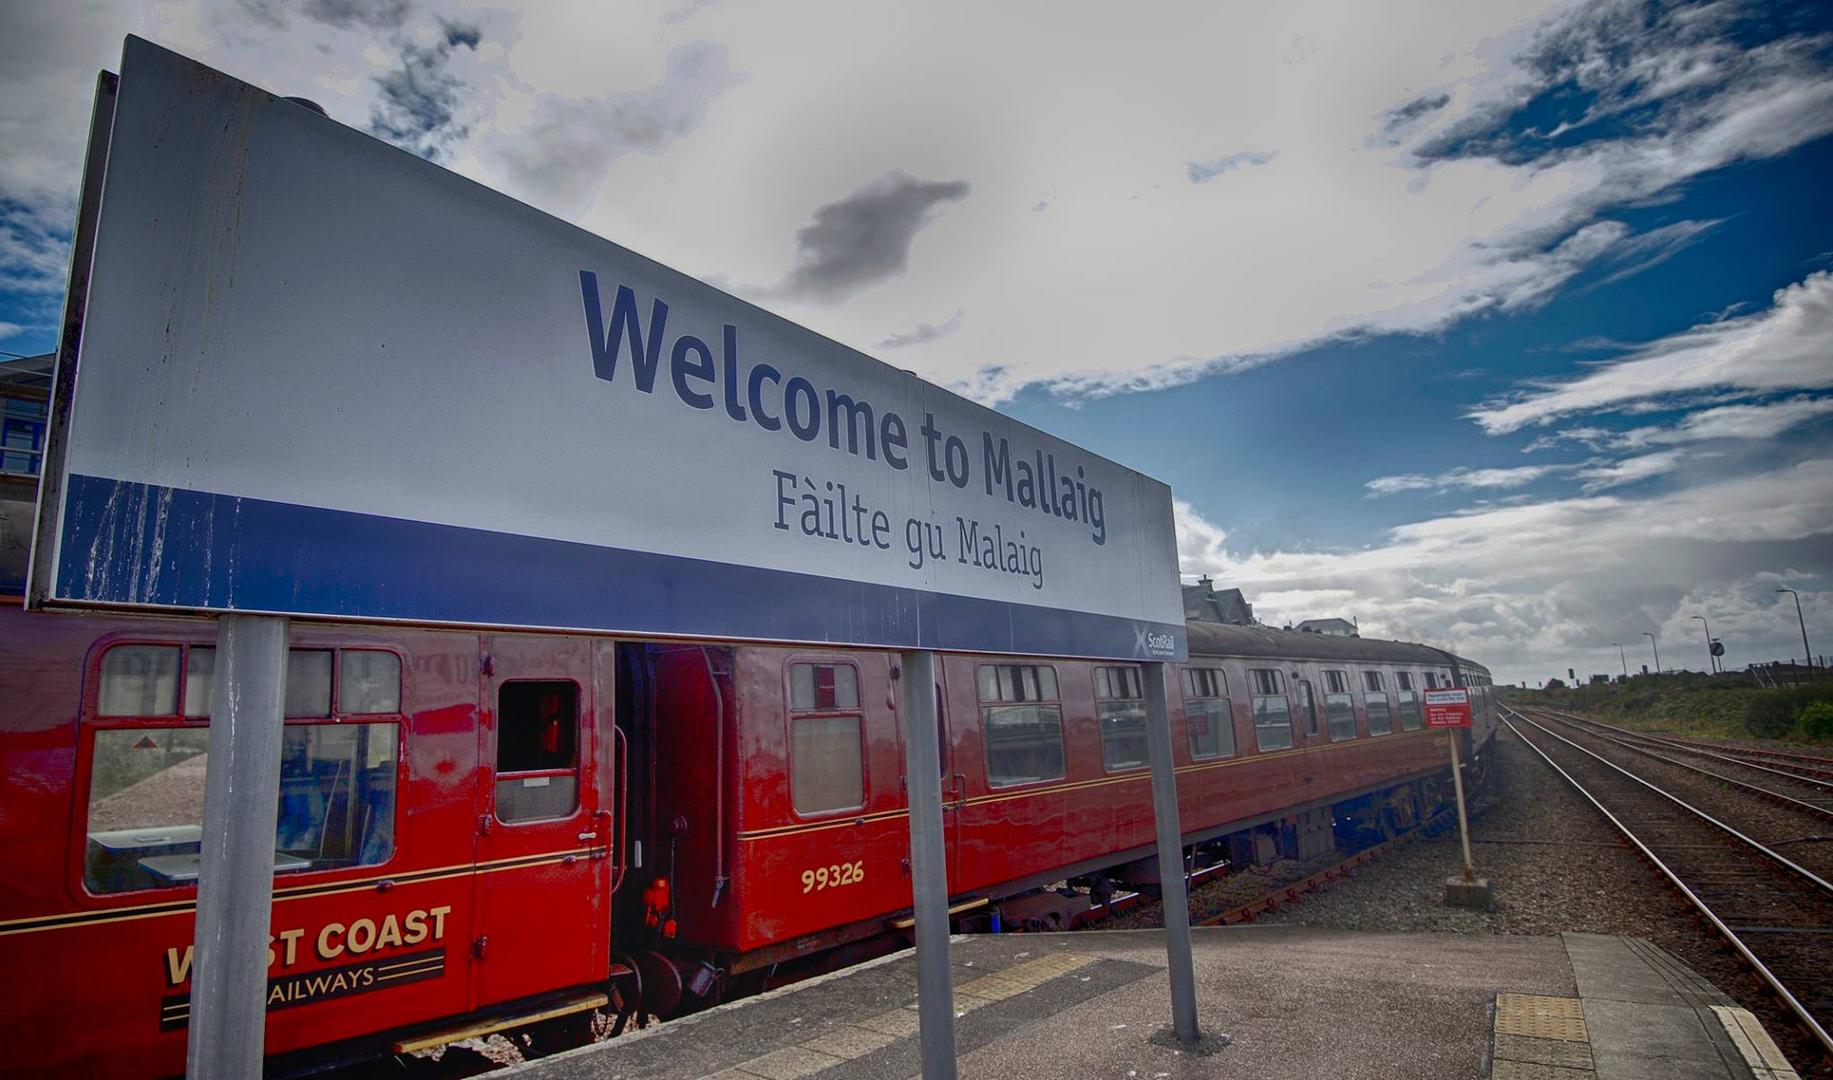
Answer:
474, 635, 609, 1007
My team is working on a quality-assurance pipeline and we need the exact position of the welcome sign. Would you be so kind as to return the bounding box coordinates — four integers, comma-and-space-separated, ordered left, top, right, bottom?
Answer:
32, 38, 1185, 661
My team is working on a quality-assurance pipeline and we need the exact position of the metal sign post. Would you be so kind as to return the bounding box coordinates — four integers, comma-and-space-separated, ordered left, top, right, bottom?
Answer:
1446, 734, 1474, 882
1141, 662, 1200, 1043
186, 615, 289, 1078
1424, 688, 1486, 908
898, 651, 957, 1080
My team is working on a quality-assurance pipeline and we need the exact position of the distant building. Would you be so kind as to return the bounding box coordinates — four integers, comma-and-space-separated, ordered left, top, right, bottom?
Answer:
1182, 575, 1254, 625
1296, 617, 1358, 637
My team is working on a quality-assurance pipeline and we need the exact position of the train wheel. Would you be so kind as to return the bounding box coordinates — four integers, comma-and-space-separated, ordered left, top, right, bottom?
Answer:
517, 1011, 595, 1058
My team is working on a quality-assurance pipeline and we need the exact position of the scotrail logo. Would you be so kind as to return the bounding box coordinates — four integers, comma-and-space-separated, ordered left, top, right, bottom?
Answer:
1134, 624, 1179, 658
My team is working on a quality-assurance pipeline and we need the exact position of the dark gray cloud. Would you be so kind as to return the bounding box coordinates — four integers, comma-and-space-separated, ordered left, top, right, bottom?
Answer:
239, 0, 412, 30
488, 42, 739, 217
1384, 92, 1449, 129
771, 171, 970, 303
1186, 150, 1276, 184
368, 21, 482, 162
877, 310, 963, 349
305, 0, 412, 29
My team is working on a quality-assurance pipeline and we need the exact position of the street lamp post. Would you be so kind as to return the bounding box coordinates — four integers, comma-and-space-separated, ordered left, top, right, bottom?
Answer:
1778, 588, 1814, 671
1643, 632, 1660, 675
1691, 615, 1715, 674
1612, 642, 1627, 680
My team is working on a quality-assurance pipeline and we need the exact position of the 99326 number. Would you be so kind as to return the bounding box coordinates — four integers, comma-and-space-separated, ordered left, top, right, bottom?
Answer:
801, 860, 865, 893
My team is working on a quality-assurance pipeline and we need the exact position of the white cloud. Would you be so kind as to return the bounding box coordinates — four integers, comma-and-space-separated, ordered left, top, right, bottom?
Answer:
1575, 448, 1688, 492
1180, 458, 1833, 684
1366, 464, 1565, 496
1657, 396, 1833, 444
4, 1, 1828, 400
1473, 271, 1833, 433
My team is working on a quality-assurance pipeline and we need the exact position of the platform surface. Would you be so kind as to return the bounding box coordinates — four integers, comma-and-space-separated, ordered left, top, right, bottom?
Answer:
504, 927, 1798, 1080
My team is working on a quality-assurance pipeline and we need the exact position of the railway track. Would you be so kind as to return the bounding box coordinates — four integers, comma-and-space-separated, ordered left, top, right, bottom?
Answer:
1526, 707, 1833, 820
1652, 732, 1833, 784
1503, 705, 1833, 1058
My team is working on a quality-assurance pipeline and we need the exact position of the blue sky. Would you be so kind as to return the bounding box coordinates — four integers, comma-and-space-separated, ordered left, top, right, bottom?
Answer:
2, 0, 1829, 684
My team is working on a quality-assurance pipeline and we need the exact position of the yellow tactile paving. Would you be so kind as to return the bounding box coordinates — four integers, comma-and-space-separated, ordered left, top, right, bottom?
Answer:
730, 1045, 844, 1079
1495, 993, 1589, 1043
1490, 1062, 1596, 1080
718, 952, 1097, 1078
797, 1024, 897, 1058
852, 1008, 920, 1038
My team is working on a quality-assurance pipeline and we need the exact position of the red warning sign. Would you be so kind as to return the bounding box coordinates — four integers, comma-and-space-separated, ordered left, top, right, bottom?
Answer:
1423, 688, 1472, 729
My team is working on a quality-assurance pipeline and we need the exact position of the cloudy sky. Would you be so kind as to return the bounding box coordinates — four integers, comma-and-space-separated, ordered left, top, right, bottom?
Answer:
2, 0, 1829, 684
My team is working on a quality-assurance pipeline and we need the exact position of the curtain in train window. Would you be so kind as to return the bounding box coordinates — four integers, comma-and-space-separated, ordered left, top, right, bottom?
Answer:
495, 680, 580, 823
1094, 665, 1147, 771
84, 722, 398, 894
1181, 667, 1234, 760
787, 662, 864, 814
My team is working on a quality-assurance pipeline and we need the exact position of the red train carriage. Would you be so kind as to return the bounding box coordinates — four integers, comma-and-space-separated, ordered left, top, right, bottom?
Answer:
0, 599, 1495, 1077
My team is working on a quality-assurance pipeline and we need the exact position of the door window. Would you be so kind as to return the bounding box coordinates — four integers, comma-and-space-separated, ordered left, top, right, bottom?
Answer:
495, 680, 580, 823
787, 662, 865, 814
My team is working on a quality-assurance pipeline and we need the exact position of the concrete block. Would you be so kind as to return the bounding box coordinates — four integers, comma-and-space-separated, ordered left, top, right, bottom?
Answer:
1444, 876, 1494, 910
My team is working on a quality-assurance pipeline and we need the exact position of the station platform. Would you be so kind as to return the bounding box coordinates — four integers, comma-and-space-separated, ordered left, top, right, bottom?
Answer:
502, 927, 1801, 1080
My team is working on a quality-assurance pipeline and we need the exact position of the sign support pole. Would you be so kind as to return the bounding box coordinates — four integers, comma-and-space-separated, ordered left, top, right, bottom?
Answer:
1143, 662, 1200, 1043
898, 650, 956, 1080
187, 614, 289, 1079
1448, 732, 1475, 881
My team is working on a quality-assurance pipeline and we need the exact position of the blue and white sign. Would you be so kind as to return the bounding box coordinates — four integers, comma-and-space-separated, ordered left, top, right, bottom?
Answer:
32, 38, 1185, 661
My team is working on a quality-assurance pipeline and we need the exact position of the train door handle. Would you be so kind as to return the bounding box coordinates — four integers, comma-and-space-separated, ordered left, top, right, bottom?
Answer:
578, 830, 600, 842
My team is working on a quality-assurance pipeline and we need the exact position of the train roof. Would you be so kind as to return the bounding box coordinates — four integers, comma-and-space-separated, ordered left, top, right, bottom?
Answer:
1185, 620, 1488, 675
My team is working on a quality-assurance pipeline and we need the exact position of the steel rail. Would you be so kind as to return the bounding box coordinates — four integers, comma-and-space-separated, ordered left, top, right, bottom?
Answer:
1539, 707, 1833, 793
1665, 737, 1833, 772
1501, 706, 1833, 1056
1521, 707, 1833, 821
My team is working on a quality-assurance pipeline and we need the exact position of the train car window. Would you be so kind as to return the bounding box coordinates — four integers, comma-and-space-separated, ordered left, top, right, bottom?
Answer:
84, 722, 397, 894
1322, 670, 1356, 741
979, 664, 1065, 787
1362, 671, 1392, 735
1248, 669, 1293, 752
1094, 666, 1147, 771
98, 645, 181, 716
1181, 667, 1235, 760
1398, 673, 1423, 730
182, 647, 335, 718
1296, 680, 1319, 736
787, 662, 865, 815
341, 651, 402, 714
495, 681, 580, 823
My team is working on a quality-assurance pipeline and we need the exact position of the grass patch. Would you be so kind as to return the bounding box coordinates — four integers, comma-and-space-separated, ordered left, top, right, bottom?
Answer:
1508, 672, 1833, 744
